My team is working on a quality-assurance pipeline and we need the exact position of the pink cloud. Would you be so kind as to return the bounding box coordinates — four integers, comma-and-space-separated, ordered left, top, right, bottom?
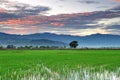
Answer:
0, 18, 40, 25
0, 9, 7, 13
112, 0, 120, 2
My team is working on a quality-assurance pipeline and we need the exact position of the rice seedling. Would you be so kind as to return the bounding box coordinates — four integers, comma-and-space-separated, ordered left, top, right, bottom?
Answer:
0, 64, 120, 80
0, 50, 120, 80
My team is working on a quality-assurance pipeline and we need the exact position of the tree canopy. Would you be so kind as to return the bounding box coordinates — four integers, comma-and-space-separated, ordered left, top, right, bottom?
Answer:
69, 41, 78, 48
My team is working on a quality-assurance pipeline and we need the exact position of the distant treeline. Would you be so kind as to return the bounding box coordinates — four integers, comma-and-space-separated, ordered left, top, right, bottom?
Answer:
0, 45, 66, 50
0, 45, 120, 50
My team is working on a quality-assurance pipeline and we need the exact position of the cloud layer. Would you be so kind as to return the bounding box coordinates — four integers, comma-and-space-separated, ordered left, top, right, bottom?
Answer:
0, 0, 120, 36
78, 0, 100, 4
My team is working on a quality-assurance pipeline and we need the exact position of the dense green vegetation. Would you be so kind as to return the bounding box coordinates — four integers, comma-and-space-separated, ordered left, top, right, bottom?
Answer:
0, 50, 120, 80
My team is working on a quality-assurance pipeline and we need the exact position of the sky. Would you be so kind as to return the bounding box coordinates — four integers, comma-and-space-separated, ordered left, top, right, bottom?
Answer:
0, 0, 120, 36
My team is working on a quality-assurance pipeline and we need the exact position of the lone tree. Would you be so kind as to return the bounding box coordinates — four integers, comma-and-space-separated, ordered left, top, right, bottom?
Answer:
69, 41, 78, 48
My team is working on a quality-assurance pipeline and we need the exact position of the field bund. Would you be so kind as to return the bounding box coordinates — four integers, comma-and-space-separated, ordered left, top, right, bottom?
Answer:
0, 50, 120, 80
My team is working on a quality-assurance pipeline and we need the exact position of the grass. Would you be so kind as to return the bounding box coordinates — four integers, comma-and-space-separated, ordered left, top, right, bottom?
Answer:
0, 50, 120, 80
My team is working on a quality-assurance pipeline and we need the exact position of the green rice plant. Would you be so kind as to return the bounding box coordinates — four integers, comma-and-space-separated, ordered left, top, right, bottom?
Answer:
0, 64, 120, 80
0, 50, 120, 80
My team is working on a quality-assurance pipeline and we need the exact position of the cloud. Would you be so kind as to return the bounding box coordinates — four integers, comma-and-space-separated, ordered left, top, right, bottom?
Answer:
0, 9, 7, 13
105, 25, 120, 29
94, 6, 120, 29
1, 8, 120, 35
0, 0, 50, 20
0, 12, 22, 21
0, 1, 120, 36
112, 0, 120, 2
11, 3, 50, 16
97, 17, 120, 27
109, 5, 120, 12
0, 18, 39, 25
78, 0, 100, 4
0, 0, 8, 3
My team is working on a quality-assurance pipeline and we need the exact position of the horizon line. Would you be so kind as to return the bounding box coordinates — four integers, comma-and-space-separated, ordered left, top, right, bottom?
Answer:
0, 32, 119, 37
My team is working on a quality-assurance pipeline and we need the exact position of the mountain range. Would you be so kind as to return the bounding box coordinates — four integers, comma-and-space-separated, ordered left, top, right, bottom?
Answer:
0, 32, 120, 48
